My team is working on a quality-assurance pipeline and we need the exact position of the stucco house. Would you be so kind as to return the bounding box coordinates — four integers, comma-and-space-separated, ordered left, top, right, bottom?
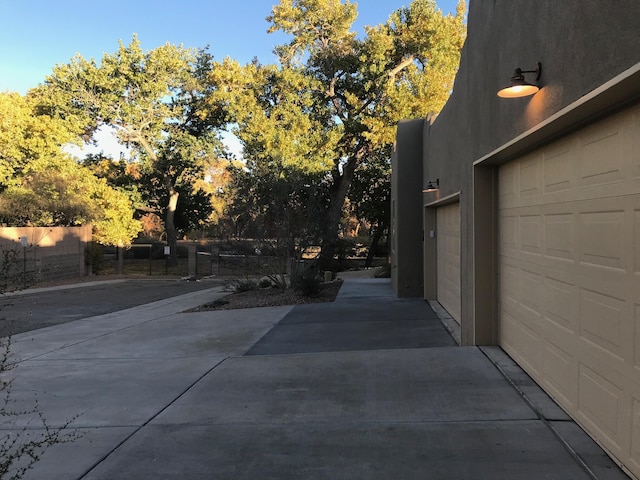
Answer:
391, 1, 640, 477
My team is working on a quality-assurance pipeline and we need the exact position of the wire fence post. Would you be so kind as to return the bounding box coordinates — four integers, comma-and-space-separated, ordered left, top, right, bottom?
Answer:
20, 236, 28, 289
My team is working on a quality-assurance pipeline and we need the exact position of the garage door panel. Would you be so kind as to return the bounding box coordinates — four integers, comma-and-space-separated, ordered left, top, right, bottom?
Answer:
577, 363, 624, 451
634, 305, 640, 371
519, 268, 544, 316
543, 139, 574, 194
579, 124, 625, 187
578, 210, 626, 271
436, 203, 461, 323
542, 339, 578, 407
498, 102, 640, 476
629, 399, 640, 474
634, 210, 640, 274
544, 213, 575, 261
632, 110, 640, 179
520, 215, 543, 255
519, 156, 542, 197
579, 289, 626, 361
499, 162, 518, 206
505, 323, 544, 379
575, 264, 629, 302
544, 276, 578, 333
500, 214, 519, 257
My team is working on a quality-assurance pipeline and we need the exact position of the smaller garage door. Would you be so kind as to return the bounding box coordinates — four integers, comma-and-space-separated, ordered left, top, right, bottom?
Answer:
437, 202, 461, 323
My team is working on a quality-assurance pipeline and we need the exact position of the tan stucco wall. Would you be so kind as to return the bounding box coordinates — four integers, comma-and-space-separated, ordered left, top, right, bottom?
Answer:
391, 119, 425, 297
396, 0, 640, 344
0, 225, 92, 285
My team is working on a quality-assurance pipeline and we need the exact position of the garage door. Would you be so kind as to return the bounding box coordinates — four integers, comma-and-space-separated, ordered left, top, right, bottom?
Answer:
498, 102, 640, 474
437, 202, 461, 323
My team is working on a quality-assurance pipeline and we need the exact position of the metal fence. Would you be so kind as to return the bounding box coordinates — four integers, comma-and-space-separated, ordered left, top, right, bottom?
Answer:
97, 243, 290, 278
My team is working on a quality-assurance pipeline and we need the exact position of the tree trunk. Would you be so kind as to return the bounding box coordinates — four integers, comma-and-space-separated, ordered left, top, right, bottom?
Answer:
318, 157, 358, 270
165, 185, 180, 267
365, 225, 383, 268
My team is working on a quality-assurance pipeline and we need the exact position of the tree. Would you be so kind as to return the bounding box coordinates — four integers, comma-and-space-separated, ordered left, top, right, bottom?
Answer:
210, 0, 466, 268
0, 92, 76, 190
226, 159, 328, 245
37, 36, 227, 264
0, 92, 141, 246
349, 146, 392, 266
0, 157, 141, 246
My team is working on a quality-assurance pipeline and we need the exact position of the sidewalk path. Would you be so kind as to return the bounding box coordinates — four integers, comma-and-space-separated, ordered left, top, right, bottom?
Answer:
3, 279, 628, 479
0, 278, 225, 336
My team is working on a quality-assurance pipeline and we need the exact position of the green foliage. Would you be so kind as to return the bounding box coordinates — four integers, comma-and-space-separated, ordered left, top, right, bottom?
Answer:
210, 0, 467, 265
37, 36, 227, 258
226, 162, 328, 243
208, 60, 337, 175
0, 92, 79, 190
0, 92, 142, 246
0, 155, 142, 246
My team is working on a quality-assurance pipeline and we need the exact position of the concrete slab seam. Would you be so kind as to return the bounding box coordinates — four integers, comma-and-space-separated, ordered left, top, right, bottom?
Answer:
75, 355, 231, 480
478, 346, 599, 480
165, 418, 547, 428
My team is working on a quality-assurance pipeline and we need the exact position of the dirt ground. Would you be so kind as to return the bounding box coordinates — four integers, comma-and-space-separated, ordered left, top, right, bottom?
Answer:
187, 279, 343, 312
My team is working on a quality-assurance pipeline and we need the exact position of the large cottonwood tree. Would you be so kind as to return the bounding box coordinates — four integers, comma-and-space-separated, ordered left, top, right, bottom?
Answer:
37, 36, 226, 262
0, 92, 141, 246
210, 0, 466, 266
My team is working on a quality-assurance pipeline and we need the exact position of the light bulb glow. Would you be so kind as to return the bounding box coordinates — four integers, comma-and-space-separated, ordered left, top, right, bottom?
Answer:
497, 84, 539, 98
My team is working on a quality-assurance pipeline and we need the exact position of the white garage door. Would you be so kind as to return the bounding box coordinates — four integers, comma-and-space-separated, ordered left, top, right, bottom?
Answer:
498, 102, 640, 475
437, 202, 461, 323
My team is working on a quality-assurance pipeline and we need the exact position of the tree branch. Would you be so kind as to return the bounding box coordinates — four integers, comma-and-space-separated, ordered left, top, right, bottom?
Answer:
388, 55, 415, 80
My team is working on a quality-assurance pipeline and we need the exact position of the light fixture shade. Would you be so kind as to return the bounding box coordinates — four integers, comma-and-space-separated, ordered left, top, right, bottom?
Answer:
497, 83, 539, 98
497, 63, 542, 98
422, 178, 440, 192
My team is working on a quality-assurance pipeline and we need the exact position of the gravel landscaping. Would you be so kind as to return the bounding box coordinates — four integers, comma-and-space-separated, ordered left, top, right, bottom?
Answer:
186, 279, 344, 312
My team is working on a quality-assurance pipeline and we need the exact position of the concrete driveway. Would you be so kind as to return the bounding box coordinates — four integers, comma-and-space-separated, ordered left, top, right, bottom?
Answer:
0, 278, 226, 336
1, 279, 628, 479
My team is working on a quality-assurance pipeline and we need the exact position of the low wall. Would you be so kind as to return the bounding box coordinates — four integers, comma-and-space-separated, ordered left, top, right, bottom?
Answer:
0, 226, 92, 288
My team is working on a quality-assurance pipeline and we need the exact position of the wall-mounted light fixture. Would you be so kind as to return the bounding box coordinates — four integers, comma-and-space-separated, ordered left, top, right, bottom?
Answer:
422, 178, 439, 192
497, 62, 542, 98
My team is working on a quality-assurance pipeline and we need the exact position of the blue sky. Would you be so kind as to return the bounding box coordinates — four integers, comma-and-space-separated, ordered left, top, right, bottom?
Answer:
0, 0, 462, 94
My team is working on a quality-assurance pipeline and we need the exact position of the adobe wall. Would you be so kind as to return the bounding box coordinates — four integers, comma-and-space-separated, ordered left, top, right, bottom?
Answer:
391, 119, 425, 297
421, 0, 640, 344
0, 226, 92, 287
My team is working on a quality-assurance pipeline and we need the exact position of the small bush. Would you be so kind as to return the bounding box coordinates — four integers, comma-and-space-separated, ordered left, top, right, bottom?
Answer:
374, 264, 391, 278
258, 278, 272, 288
292, 269, 322, 297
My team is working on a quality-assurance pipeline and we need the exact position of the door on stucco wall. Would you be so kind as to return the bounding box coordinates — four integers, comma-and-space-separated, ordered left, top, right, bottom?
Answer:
436, 202, 461, 323
498, 101, 640, 477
